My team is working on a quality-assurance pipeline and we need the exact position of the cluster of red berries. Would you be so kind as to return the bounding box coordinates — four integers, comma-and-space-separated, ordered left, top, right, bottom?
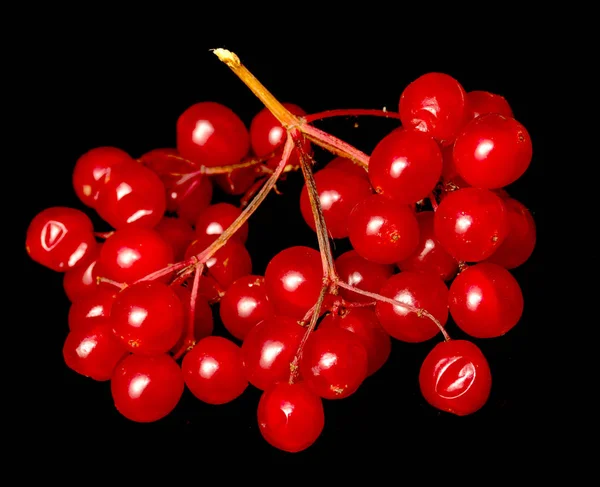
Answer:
25, 67, 535, 453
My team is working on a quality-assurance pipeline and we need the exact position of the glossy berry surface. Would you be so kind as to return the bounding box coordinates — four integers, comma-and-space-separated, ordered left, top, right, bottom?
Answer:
399, 72, 468, 145
154, 217, 195, 262
300, 168, 373, 238
26, 207, 97, 272
72, 146, 133, 208
449, 262, 524, 338
68, 287, 117, 331
214, 165, 260, 195
257, 381, 324, 453
419, 339, 492, 416
111, 281, 184, 354
368, 128, 442, 204
194, 203, 249, 243
376, 271, 448, 342
182, 336, 248, 405
264, 246, 323, 320
347, 194, 420, 265
398, 211, 458, 281
111, 353, 184, 423
434, 188, 508, 262
171, 286, 214, 352
327, 156, 369, 180
335, 250, 394, 303
63, 243, 102, 302
320, 308, 391, 376
219, 275, 275, 340
453, 113, 533, 189
467, 91, 513, 120
300, 327, 368, 399
241, 316, 303, 390
176, 101, 249, 167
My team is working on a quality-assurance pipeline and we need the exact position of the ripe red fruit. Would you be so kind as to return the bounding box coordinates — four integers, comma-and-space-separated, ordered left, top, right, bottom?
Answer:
300, 168, 373, 238
111, 353, 184, 423
466, 91, 513, 120
214, 165, 260, 195
257, 381, 324, 453
68, 286, 117, 331
368, 128, 443, 204
72, 146, 133, 208
448, 262, 524, 338
63, 243, 102, 302
264, 246, 323, 320
176, 101, 250, 167
327, 156, 369, 181
434, 187, 508, 262
95, 161, 167, 229
154, 217, 195, 261
26, 207, 97, 272
376, 272, 449, 342
63, 318, 128, 381
334, 250, 394, 304
170, 286, 214, 352
419, 340, 492, 416
452, 113, 533, 189
111, 281, 184, 355
194, 202, 249, 243
399, 72, 468, 145
241, 316, 303, 390
347, 194, 420, 265
219, 275, 275, 341
182, 336, 248, 405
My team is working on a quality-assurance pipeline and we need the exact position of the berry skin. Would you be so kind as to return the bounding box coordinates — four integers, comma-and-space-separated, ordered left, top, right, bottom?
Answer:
26, 207, 97, 272
335, 250, 394, 304
399, 72, 468, 145
214, 165, 260, 196
68, 286, 118, 331
111, 353, 184, 423
95, 160, 167, 229
194, 203, 249, 243
97, 227, 173, 284
319, 308, 391, 376
300, 327, 368, 400
327, 156, 369, 181
264, 246, 323, 320
419, 340, 492, 416
182, 336, 248, 405
466, 91, 513, 120
241, 316, 303, 391
452, 113, 533, 189
376, 272, 448, 342
368, 128, 443, 204
434, 187, 508, 262
300, 168, 373, 239
63, 318, 128, 381
398, 211, 458, 281
176, 101, 250, 167
72, 146, 133, 208
111, 281, 184, 355
170, 286, 214, 353
219, 275, 275, 341
347, 194, 420, 265
154, 217, 195, 262
257, 381, 324, 453
63, 243, 102, 302
449, 262, 524, 338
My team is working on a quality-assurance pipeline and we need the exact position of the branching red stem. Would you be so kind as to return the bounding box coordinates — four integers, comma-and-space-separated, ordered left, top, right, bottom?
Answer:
304, 108, 402, 123
173, 262, 204, 360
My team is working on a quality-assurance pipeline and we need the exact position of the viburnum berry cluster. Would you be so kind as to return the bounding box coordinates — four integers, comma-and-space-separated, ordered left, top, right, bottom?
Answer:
25, 49, 535, 453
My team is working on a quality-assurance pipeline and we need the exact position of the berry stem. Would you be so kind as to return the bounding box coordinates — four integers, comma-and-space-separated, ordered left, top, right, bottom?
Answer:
301, 124, 370, 169
94, 231, 115, 240
96, 276, 126, 290
173, 262, 205, 360
304, 108, 402, 123
168, 153, 272, 182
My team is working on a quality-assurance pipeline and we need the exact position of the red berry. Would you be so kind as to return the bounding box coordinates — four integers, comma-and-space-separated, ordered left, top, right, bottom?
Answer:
347, 194, 420, 265
176, 177, 215, 225
368, 128, 442, 204
26, 207, 97, 272
399, 72, 468, 145
182, 336, 248, 405
264, 246, 323, 320
241, 316, 303, 390
154, 217, 195, 261
170, 286, 214, 352
194, 203, 248, 243
176, 102, 249, 167
484, 198, 536, 269
73, 147, 133, 208
68, 287, 117, 331
335, 250, 394, 303
319, 308, 391, 376
95, 160, 166, 229
467, 91, 513, 120
441, 144, 459, 180
213, 165, 260, 195
327, 156, 369, 180
376, 271, 448, 342
97, 227, 173, 284
398, 211, 458, 281
448, 262, 523, 338
300, 327, 368, 399
111, 281, 184, 355
434, 188, 508, 262
257, 381, 324, 453
419, 340, 492, 416
63, 318, 128, 381
111, 353, 184, 423
219, 275, 275, 341
63, 243, 102, 302
453, 113, 533, 189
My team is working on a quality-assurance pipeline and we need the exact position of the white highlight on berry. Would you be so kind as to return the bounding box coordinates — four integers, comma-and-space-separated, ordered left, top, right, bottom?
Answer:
269, 127, 284, 146
366, 216, 384, 235
68, 242, 89, 267
116, 182, 133, 200
475, 139, 494, 160
283, 272, 304, 292
392, 290, 415, 316
206, 222, 224, 235
466, 287, 483, 311
200, 357, 219, 379
86, 305, 104, 318
127, 209, 153, 223
128, 307, 148, 327
117, 249, 141, 268
319, 190, 341, 211
455, 215, 472, 234
193, 120, 215, 146
237, 297, 257, 318
390, 157, 409, 177
260, 341, 284, 368
41, 221, 66, 251
76, 337, 98, 358
129, 374, 150, 399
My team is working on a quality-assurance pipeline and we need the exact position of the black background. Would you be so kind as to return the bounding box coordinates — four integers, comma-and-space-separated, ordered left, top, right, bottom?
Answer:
19, 29, 550, 465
